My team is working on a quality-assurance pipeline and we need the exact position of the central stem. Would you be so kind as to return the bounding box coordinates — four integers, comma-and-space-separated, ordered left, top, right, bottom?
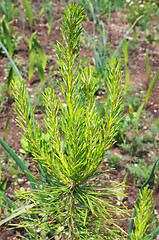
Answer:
68, 189, 76, 239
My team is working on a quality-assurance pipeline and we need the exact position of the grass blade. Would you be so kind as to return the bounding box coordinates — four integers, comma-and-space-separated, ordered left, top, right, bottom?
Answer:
34, 39, 47, 69
0, 137, 37, 190
3, 117, 10, 141
112, 16, 143, 59
0, 191, 16, 210
125, 65, 130, 94
144, 70, 159, 108
0, 41, 21, 79
123, 39, 128, 64
0, 203, 34, 226
36, 55, 44, 84
146, 226, 159, 239
146, 50, 150, 86
2, 21, 13, 57
22, 0, 33, 28
135, 102, 144, 133
0, 177, 7, 220
7, 66, 13, 95
0, 178, 7, 194
29, 47, 36, 83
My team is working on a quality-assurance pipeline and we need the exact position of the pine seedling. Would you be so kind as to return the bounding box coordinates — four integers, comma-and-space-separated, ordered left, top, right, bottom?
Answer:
11, 4, 128, 239
130, 186, 153, 240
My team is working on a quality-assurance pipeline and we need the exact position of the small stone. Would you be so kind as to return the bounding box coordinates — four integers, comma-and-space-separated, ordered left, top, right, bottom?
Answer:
17, 178, 24, 184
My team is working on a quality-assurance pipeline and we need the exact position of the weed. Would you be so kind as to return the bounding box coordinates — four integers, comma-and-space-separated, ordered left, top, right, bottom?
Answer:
40, 0, 54, 35
125, 159, 155, 185
126, 0, 159, 43
22, 0, 33, 29
83, 0, 111, 88
0, 0, 18, 20
0, 82, 8, 115
123, 39, 130, 93
106, 151, 126, 169
0, 155, 7, 223
122, 50, 159, 134
23, 32, 48, 84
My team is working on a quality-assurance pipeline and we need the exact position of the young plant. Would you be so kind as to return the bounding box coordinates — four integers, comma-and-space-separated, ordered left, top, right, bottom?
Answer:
23, 32, 47, 84
0, 82, 8, 116
125, 159, 155, 185
135, 65, 159, 133
146, 49, 150, 89
130, 185, 153, 240
83, 0, 111, 86
41, 0, 54, 35
1, 4, 128, 239
0, 40, 21, 79
0, 0, 18, 31
126, 0, 159, 43
82, 0, 142, 92
143, 63, 159, 109
1, 19, 13, 57
127, 157, 159, 240
122, 49, 159, 134
22, 0, 33, 29
0, 156, 7, 224
123, 39, 130, 93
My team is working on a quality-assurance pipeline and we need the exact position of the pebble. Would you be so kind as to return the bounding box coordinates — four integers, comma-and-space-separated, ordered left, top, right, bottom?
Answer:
17, 178, 24, 184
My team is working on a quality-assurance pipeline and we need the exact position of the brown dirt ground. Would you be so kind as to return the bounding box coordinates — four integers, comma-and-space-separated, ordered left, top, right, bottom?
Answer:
0, 1, 159, 239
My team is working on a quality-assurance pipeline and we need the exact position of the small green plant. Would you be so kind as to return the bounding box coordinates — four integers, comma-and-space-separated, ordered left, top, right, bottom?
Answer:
3, 117, 10, 142
0, 82, 8, 116
126, 0, 159, 43
81, 0, 142, 93
0, 0, 19, 54
0, 19, 21, 57
0, 11, 22, 99
125, 159, 155, 185
130, 185, 153, 239
40, 0, 54, 35
146, 49, 150, 88
122, 135, 146, 156
1, 19, 13, 57
0, 4, 128, 239
77, 0, 111, 17
0, 20, 16, 98
123, 50, 159, 134
143, 56, 159, 109
22, 0, 33, 29
77, 0, 125, 16
123, 39, 130, 93
127, 158, 159, 240
107, 151, 125, 169
135, 69, 159, 133
0, 155, 7, 224
83, 0, 111, 88
23, 32, 48, 84
0, 0, 18, 30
